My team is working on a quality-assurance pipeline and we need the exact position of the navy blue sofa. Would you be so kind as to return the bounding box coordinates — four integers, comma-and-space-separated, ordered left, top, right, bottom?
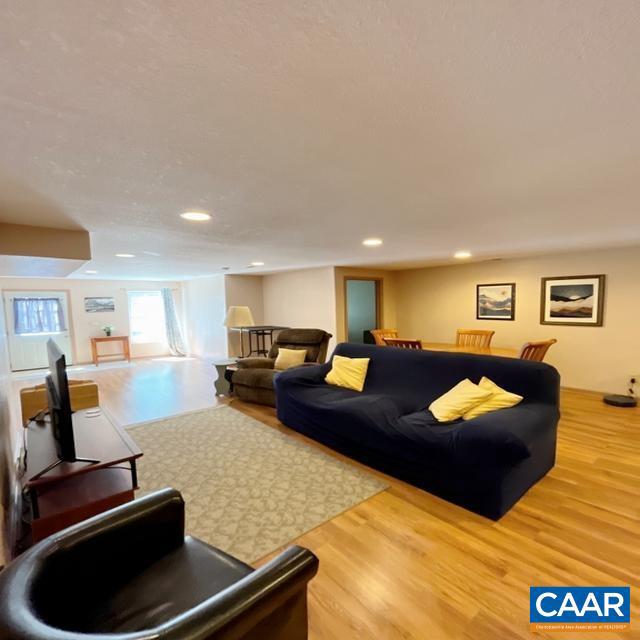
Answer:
275, 343, 560, 519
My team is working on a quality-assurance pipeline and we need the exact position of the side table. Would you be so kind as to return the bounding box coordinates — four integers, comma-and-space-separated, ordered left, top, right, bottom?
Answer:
213, 359, 238, 396
91, 336, 131, 366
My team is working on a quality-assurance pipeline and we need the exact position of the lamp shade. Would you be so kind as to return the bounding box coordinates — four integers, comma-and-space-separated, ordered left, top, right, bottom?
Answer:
224, 306, 255, 328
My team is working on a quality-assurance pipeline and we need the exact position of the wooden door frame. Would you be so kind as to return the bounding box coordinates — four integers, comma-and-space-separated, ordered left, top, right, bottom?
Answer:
343, 276, 383, 343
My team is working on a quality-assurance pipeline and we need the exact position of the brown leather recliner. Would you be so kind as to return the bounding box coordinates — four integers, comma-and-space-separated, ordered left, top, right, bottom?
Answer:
232, 328, 332, 406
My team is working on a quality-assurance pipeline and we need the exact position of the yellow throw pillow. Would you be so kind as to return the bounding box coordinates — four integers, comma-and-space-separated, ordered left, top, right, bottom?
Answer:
274, 348, 307, 371
428, 379, 493, 422
325, 355, 370, 392
463, 377, 523, 420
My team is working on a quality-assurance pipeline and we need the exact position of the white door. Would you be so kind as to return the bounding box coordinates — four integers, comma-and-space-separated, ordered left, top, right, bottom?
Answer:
3, 291, 74, 370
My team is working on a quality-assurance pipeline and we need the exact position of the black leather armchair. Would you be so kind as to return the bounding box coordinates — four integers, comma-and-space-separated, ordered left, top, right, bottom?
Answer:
0, 488, 319, 639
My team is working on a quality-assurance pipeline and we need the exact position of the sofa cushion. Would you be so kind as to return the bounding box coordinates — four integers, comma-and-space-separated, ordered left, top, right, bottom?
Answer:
329, 342, 560, 409
428, 378, 493, 422
275, 328, 328, 346
232, 367, 277, 390
235, 357, 275, 370
269, 329, 329, 363
463, 377, 523, 420
66, 537, 253, 633
396, 410, 530, 466
325, 355, 370, 392
274, 348, 307, 370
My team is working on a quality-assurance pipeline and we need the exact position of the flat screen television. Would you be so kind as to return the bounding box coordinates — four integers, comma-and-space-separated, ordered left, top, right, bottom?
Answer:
29, 340, 99, 481
45, 338, 76, 461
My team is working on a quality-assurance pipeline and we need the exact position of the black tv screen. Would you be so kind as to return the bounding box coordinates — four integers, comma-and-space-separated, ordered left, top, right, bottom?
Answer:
46, 338, 76, 461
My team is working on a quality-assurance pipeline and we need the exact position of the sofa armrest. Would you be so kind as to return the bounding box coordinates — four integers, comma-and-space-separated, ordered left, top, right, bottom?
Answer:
276, 362, 331, 385
158, 546, 319, 639
236, 358, 276, 370
453, 403, 559, 466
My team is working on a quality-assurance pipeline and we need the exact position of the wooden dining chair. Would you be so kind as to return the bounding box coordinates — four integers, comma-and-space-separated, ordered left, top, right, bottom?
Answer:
383, 337, 423, 350
455, 329, 495, 348
371, 328, 398, 346
519, 339, 557, 362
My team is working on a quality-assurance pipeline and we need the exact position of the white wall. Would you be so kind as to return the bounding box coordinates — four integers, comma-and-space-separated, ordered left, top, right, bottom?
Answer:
0, 292, 18, 562
262, 267, 337, 355
182, 275, 228, 359
0, 277, 182, 364
395, 246, 640, 392
224, 275, 264, 357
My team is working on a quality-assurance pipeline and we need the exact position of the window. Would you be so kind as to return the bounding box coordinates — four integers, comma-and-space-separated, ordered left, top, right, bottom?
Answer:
13, 297, 66, 335
127, 291, 166, 344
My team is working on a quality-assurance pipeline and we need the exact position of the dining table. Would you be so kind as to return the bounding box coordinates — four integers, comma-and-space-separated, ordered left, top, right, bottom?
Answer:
421, 342, 520, 358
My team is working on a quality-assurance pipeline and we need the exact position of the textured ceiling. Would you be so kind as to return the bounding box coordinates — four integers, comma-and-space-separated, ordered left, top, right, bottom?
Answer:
1, 1, 639, 280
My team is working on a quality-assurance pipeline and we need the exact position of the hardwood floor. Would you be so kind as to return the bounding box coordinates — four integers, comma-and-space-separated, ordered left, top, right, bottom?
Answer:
240, 392, 640, 640
12, 358, 639, 639
12, 356, 222, 427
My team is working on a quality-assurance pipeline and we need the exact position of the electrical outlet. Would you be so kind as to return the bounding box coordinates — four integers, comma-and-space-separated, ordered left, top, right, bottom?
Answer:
629, 375, 638, 395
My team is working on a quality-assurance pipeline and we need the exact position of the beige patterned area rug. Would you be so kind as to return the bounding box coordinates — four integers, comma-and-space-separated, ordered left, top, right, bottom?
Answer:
126, 406, 388, 563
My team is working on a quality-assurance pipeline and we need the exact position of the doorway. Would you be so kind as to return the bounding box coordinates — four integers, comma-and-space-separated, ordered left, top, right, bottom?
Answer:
345, 278, 381, 343
2, 290, 74, 370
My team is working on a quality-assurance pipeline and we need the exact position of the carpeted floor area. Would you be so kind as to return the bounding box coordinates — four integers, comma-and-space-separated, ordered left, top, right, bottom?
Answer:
127, 405, 388, 563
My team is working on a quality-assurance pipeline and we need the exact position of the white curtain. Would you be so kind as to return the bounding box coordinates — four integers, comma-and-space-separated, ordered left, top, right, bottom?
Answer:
161, 288, 186, 356
13, 297, 65, 334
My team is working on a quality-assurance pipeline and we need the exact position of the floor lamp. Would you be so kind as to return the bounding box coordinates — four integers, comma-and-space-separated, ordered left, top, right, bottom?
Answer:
224, 306, 255, 357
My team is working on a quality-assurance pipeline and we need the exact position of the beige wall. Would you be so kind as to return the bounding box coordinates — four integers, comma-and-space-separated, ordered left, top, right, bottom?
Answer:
0, 277, 182, 364
394, 246, 640, 392
334, 267, 398, 343
262, 268, 337, 355
182, 275, 228, 359
0, 223, 91, 261
224, 275, 264, 357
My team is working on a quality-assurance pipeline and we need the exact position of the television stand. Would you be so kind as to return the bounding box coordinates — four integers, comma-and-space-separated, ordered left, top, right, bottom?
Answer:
22, 407, 143, 546
28, 455, 101, 483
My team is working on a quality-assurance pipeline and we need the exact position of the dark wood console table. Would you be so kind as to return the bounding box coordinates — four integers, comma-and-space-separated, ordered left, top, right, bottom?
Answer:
234, 325, 289, 357
23, 407, 142, 543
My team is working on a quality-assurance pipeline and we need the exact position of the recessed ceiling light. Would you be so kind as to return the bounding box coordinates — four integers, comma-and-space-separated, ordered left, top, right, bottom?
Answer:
180, 211, 211, 222
85, 270, 98, 274
115, 253, 135, 258
142, 250, 161, 256
250, 261, 265, 267
454, 250, 472, 259
363, 238, 383, 247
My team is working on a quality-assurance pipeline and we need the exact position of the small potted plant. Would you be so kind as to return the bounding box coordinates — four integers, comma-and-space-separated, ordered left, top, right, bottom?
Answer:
102, 324, 115, 337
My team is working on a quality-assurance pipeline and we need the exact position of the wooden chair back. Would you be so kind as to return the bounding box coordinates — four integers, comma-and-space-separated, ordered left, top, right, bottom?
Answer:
383, 337, 423, 350
371, 328, 398, 346
456, 329, 495, 348
519, 339, 557, 362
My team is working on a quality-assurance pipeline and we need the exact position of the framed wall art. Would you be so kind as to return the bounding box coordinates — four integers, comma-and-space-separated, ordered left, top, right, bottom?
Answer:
84, 297, 115, 313
476, 283, 516, 321
540, 275, 605, 326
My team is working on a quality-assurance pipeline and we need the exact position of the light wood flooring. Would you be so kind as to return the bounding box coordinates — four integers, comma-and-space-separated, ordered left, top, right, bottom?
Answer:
12, 358, 640, 639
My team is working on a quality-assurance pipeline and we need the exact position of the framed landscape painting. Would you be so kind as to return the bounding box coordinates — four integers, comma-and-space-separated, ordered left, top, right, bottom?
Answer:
540, 275, 605, 326
84, 297, 115, 313
476, 283, 515, 321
